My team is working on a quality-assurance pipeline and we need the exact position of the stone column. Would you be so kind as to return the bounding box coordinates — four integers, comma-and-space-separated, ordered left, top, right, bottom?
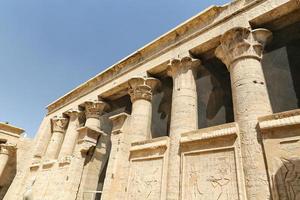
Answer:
215, 27, 273, 199
166, 56, 200, 200
76, 100, 111, 199
44, 116, 68, 161
32, 118, 52, 165
58, 109, 81, 163
84, 100, 110, 131
128, 77, 160, 142
101, 113, 129, 200
77, 100, 110, 151
0, 144, 15, 178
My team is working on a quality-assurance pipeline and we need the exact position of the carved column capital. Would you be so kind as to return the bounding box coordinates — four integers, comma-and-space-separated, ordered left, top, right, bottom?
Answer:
0, 143, 16, 155
83, 100, 110, 119
215, 27, 272, 70
51, 116, 68, 133
65, 108, 80, 118
64, 108, 84, 122
167, 56, 201, 78
128, 77, 160, 102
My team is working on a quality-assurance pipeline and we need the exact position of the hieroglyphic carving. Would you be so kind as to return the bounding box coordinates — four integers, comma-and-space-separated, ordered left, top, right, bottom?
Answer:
127, 157, 163, 200
182, 148, 239, 200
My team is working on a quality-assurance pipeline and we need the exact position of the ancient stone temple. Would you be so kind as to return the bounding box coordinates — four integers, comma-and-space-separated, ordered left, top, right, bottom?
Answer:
3, 0, 300, 199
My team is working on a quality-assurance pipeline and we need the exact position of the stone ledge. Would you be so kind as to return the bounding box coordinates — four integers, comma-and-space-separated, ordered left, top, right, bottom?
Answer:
109, 112, 130, 135
130, 136, 169, 152
180, 122, 238, 144
258, 109, 300, 131
29, 163, 40, 171
42, 160, 56, 168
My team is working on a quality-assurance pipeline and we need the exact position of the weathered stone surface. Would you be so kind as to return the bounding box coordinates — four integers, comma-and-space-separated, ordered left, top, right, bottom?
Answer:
259, 110, 300, 200
166, 56, 200, 199
3, 0, 300, 199
216, 27, 273, 200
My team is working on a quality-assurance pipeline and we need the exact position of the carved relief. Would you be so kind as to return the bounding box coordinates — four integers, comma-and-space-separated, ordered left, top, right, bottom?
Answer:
182, 148, 239, 200
127, 158, 164, 200
259, 111, 300, 200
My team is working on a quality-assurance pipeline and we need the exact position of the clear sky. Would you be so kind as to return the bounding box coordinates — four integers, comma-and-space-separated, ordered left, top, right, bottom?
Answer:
0, 0, 229, 138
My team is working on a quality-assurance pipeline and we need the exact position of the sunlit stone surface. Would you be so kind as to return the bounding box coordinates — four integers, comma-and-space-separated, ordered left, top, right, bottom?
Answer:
2, 0, 300, 199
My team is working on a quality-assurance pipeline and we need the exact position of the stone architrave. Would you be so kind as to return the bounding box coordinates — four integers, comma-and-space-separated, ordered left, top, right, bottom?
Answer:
44, 116, 68, 161
0, 143, 16, 178
58, 109, 82, 163
166, 56, 200, 200
128, 77, 160, 143
215, 27, 273, 199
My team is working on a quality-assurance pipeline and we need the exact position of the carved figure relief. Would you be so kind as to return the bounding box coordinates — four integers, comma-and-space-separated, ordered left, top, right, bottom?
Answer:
127, 158, 163, 200
183, 149, 239, 200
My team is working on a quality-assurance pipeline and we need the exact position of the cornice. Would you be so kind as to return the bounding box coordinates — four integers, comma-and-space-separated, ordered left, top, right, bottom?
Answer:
0, 122, 24, 136
46, 0, 296, 114
258, 109, 300, 130
180, 122, 238, 143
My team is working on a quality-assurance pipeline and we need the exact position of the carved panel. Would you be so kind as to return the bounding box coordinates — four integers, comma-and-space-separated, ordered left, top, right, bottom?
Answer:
127, 157, 164, 200
259, 110, 300, 200
182, 148, 239, 200
263, 134, 300, 200
127, 137, 169, 200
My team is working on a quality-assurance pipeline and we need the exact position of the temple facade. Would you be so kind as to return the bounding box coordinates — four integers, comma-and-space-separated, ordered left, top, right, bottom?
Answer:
3, 0, 300, 199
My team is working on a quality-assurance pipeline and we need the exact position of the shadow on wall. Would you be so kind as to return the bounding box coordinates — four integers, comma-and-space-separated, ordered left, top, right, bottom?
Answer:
152, 77, 172, 138
197, 57, 234, 129
272, 157, 300, 200
0, 151, 17, 199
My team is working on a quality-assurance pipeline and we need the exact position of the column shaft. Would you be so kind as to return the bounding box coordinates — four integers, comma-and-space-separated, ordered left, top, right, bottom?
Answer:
0, 152, 9, 178
59, 110, 81, 160
230, 57, 272, 199
44, 117, 68, 160
32, 118, 52, 162
0, 144, 15, 178
166, 57, 199, 200
131, 99, 152, 142
45, 131, 65, 160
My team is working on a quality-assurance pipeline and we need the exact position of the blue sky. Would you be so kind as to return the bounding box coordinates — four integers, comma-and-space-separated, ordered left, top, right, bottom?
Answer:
0, 0, 228, 138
